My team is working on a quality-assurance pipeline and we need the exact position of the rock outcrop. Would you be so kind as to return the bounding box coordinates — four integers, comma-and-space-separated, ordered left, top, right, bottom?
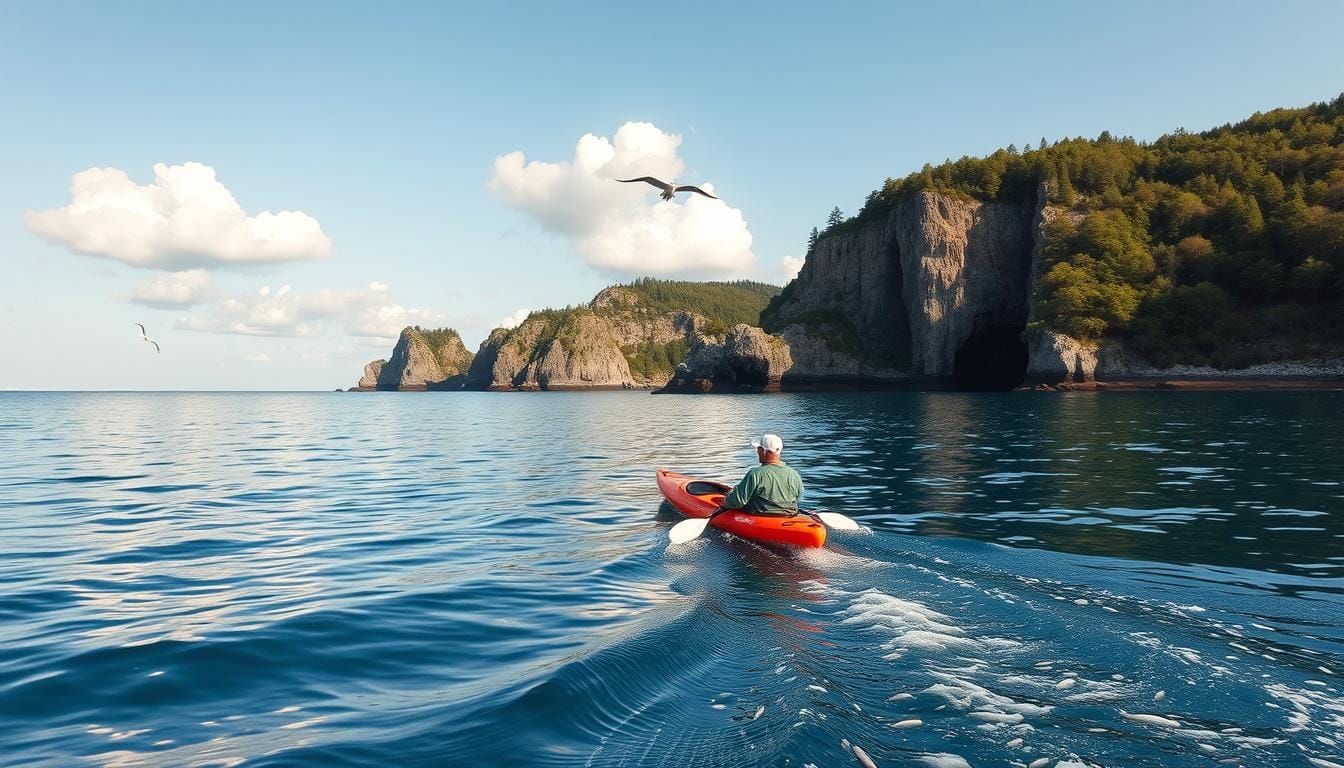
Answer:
1024, 331, 1097, 384
463, 285, 744, 391
660, 325, 792, 393
349, 359, 385, 391
351, 280, 779, 393
376, 327, 474, 391
519, 313, 636, 390
762, 190, 1039, 389
465, 311, 636, 390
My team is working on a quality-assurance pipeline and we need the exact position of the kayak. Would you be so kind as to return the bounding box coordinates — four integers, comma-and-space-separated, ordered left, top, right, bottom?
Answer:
656, 468, 827, 549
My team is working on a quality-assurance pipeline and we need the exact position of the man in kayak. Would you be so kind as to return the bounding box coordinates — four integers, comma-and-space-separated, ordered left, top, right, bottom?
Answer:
717, 433, 804, 516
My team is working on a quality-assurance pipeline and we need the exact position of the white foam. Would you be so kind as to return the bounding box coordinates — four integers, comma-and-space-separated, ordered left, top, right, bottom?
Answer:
843, 589, 1020, 661
921, 754, 971, 768
893, 719, 923, 728
972, 711, 1024, 724
1121, 711, 1181, 728
923, 671, 1053, 717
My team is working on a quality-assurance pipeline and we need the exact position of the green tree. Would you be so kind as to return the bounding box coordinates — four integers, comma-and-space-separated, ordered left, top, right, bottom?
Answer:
1292, 257, 1334, 303
1036, 262, 1140, 341
826, 207, 844, 229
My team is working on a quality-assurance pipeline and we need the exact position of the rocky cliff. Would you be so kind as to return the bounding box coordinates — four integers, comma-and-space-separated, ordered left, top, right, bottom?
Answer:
349, 359, 385, 391
671, 189, 1040, 392
375, 327, 474, 391
464, 286, 707, 390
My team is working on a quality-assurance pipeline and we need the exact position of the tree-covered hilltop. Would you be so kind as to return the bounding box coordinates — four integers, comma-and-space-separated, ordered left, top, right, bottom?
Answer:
597, 277, 781, 334
815, 95, 1344, 367
474, 278, 783, 387
406, 326, 474, 373
591, 279, 781, 378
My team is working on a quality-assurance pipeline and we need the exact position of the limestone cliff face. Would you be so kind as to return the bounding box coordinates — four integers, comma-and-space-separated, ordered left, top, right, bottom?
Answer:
747, 189, 1041, 387
660, 325, 792, 392
1023, 331, 1097, 383
466, 313, 635, 390
464, 287, 712, 391
350, 359, 385, 391
377, 327, 474, 391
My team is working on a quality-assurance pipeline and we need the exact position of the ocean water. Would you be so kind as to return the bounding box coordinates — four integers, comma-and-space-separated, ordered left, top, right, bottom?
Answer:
1, 391, 1341, 768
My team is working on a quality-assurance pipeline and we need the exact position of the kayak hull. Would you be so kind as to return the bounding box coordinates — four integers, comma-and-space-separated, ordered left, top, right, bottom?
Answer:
657, 468, 826, 549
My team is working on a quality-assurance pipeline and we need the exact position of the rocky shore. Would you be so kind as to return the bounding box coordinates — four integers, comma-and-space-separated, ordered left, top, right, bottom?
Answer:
346, 189, 1340, 394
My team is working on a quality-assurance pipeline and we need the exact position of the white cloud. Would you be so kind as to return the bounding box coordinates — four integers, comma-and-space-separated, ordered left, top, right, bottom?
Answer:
176, 282, 441, 343
131, 269, 213, 308
489, 122, 754, 276
26, 162, 331, 269
498, 308, 531, 329
246, 353, 271, 363
781, 255, 805, 281
350, 304, 442, 342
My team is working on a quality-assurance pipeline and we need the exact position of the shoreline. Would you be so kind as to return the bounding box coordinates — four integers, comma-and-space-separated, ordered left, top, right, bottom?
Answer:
341, 377, 1344, 393
1024, 378, 1344, 392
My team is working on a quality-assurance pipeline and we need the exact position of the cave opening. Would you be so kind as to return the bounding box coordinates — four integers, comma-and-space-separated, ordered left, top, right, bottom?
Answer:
952, 326, 1028, 391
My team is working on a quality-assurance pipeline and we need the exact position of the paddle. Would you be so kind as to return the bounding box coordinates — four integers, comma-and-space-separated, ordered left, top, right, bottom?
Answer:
668, 508, 860, 544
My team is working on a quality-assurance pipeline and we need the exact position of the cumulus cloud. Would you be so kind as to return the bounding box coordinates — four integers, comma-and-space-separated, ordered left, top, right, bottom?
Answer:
26, 162, 331, 269
489, 122, 754, 276
781, 255, 805, 281
498, 308, 531, 329
131, 269, 213, 308
177, 280, 441, 343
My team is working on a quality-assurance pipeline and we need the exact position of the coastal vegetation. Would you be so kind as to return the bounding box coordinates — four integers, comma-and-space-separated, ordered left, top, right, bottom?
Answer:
576, 278, 780, 379
596, 277, 780, 331
816, 94, 1344, 367
406, 326, 472, 369
623, 338, 690, 381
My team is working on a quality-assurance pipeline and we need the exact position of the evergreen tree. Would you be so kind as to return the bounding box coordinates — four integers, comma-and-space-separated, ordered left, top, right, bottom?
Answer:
807, 227, 819, 251
826, 207, 844, 229
1058, 165, 1077, 206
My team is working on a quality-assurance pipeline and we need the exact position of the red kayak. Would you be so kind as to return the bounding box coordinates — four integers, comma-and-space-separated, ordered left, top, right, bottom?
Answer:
656, 468, 827, 549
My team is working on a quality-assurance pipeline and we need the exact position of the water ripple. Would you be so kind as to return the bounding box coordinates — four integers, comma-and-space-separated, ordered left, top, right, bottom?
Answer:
0, 391, 1341, 767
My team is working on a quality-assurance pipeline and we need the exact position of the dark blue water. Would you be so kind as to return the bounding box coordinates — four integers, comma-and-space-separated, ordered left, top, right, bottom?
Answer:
1, 392, 1341, 768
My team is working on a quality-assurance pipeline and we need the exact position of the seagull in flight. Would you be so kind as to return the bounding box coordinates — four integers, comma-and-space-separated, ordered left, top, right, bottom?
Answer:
135, 323, 161, 354
615, 176, 719, 201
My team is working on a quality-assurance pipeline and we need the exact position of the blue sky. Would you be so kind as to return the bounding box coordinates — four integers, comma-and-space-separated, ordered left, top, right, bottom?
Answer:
3, 0, 1342, 390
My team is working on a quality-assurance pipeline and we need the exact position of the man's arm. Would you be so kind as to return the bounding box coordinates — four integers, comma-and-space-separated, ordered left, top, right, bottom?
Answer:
720, 470, 757, 511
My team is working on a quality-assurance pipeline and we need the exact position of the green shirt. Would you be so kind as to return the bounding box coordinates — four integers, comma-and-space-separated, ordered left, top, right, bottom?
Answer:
723, 462, 804, 515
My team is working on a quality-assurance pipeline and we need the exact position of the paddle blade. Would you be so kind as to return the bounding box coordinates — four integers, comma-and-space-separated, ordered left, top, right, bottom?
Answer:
668, 517, 710, 544
814, 511, 861, 531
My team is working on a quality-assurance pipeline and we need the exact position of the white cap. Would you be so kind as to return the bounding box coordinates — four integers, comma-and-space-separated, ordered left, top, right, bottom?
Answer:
750, 433, 783, 454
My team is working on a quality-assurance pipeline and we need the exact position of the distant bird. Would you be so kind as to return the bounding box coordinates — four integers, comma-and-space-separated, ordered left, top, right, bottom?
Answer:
135, 323, 161, 353
615, 176, 719, 201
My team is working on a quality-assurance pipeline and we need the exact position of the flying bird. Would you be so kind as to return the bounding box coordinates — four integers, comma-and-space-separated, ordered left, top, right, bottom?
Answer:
615, 176, 719, 201
135, 323, 161, 354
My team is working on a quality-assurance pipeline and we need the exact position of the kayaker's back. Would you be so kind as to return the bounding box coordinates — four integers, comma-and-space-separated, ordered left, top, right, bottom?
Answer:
725, 462, 803, 516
